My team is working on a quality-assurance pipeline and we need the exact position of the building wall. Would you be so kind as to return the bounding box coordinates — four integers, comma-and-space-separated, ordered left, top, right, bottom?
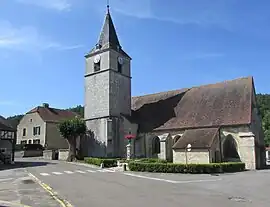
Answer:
220, 125, 256, 170
0, 140, 12, 156
45, 122, 68, 150
17, 113, 46, 146
173, 149, 210, 164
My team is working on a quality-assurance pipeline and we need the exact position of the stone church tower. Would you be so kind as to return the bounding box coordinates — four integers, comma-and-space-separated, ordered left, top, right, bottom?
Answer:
84, 6, 132, 158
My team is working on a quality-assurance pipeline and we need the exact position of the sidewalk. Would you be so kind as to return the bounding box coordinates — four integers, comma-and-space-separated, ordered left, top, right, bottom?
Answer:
0, 167, 60, 207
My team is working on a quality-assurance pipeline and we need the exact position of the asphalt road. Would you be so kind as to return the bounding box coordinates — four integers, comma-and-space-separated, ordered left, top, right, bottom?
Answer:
17, 158, 270, 207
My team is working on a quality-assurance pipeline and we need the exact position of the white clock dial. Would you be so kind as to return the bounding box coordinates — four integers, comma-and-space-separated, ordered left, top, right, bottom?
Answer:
118, 56, 124, 65
94, 55, 101, 63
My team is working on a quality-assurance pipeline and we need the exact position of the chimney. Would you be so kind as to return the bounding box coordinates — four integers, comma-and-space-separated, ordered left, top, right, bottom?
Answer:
42, 103, 49, 108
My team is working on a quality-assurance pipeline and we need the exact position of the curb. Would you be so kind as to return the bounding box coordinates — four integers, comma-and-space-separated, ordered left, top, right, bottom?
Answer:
0, 200, 31, 207
28, 173, 73, 207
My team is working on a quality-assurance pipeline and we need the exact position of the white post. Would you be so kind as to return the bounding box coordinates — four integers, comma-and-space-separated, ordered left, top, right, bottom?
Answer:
126, 143, 131, 160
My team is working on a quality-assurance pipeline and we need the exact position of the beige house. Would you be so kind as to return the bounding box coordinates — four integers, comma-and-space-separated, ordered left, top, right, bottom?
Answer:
0, 115, 16, 164
17, 103, 78, 150
82, 7, 266, 170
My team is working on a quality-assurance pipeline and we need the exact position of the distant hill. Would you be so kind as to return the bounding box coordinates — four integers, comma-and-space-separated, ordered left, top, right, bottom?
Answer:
5, 95, 270, 147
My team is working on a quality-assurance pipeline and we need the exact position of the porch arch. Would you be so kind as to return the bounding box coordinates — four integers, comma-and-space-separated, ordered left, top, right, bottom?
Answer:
222, 134, 241, 162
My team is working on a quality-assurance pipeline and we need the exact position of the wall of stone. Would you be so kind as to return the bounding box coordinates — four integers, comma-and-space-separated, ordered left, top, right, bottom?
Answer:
173, 149, 209, 164
59, 149, 69, 160
220, 126, 256, 170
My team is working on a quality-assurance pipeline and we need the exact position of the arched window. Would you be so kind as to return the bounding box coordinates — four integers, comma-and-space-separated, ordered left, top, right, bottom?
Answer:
152, 136, 160, 154
173, 135, 181, 145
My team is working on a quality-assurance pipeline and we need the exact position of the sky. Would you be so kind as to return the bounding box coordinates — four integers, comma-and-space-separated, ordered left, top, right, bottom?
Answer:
1, 0, 270, 117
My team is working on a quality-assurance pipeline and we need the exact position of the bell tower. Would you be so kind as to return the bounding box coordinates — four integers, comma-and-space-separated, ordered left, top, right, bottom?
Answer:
84, 5, 132, 157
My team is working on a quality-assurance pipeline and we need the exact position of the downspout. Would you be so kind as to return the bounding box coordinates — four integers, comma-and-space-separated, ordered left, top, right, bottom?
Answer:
219, 128, 223, 162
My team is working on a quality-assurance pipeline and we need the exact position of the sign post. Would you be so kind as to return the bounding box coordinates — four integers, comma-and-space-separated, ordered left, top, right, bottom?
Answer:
125, 132, 136, 160
185, 144, 192, 166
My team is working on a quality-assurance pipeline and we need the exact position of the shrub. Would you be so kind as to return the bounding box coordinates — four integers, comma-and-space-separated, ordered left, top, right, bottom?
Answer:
135, 158, 168, 163
84, 157, 117, 168
128, 162, 245, 174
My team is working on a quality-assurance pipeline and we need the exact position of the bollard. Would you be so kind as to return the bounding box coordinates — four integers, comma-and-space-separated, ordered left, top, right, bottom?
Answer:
123, 163, 127, 171
100, 163, 104, 169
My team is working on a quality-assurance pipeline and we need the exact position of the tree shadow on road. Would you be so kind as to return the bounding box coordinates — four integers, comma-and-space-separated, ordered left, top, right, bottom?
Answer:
0, 161, 55, 171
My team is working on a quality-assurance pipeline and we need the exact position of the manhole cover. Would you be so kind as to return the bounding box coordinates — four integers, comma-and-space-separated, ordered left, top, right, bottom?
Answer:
228, 196, 248, 202
21, 179, 35, 184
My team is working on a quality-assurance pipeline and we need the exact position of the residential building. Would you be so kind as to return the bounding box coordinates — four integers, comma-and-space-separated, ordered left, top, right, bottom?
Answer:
82, 6, 266, 170
0, 115, 16, 163
17, 103, 78, 150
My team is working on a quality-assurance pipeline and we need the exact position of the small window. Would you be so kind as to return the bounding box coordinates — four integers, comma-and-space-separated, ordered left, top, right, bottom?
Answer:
33, 126, 41, 136
33, 139, 40, 144
94, 62, 100, 72
28, 140, 32, 144
118, 62, 122, 73
23, 128, 26, 136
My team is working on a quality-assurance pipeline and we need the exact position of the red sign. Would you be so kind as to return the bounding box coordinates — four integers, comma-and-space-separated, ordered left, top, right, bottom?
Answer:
125, 134, 136, 139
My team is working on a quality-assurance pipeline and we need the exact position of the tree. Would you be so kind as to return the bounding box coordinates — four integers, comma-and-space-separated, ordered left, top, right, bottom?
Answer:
58, 117, 86, 162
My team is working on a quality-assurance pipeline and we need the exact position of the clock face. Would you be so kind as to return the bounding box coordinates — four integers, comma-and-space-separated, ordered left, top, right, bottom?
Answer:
118, 56, 124, 65
94, 55, 101, 63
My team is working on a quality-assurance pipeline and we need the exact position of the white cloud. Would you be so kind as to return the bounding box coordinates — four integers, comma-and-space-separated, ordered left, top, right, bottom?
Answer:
0, 21, 83, 53
15, 0, 71, 11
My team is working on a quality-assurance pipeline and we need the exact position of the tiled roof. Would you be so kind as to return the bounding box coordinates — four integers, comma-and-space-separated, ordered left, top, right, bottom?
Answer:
0, 115, 15, 131
172, 128, 219, 149
27, 106, 79, 123
131, 76, 254, 132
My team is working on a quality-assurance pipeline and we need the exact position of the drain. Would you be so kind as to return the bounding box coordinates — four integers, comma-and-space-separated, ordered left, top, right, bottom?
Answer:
21, 179, 35, 184
228, 196, 248, 202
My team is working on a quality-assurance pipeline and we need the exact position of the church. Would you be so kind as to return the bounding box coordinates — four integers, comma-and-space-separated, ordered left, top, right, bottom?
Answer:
83, 6, 266, 170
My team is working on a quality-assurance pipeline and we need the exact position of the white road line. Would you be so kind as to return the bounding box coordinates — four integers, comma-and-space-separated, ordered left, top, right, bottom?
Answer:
86, 170, 96, 173
64, 171, 74, 174
76, 170, 86, 174
123, 173, 222, 184
52, 172, 63, 175
0, 178, 14, 182
101, 169, 115, 172
40, 173, 50, 176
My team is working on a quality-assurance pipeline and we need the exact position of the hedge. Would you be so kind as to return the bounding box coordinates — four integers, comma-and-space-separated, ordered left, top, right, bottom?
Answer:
84, 157, 117, 168
128, 162, 245, 174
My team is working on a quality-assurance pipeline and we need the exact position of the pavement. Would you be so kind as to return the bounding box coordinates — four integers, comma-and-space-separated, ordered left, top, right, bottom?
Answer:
2, 158, 270, 207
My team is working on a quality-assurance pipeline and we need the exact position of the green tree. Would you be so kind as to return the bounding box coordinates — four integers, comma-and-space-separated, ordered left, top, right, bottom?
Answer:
58, 117, 86, 162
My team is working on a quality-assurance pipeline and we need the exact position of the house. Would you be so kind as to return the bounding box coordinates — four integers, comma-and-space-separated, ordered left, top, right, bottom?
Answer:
266, 147, 270, 163
0, 115, 16, 164
82, 6, 266, 170
17, 103, 78, 150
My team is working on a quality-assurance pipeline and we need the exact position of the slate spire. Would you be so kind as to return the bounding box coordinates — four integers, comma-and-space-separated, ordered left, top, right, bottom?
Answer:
96, 4, 121, 50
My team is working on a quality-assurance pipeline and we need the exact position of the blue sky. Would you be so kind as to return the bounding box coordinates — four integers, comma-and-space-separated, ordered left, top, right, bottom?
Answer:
1, 0, 270, 117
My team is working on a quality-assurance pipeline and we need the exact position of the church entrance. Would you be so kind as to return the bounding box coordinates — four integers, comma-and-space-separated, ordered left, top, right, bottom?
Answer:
222, 134, 241, 162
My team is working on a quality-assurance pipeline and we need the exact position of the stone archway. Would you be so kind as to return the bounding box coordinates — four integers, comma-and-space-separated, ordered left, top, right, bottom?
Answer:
222, 134, 241, 162
152, 136, 160, 155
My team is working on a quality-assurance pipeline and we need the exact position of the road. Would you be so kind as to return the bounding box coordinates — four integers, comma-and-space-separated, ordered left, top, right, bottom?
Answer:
13, 158, 270, 207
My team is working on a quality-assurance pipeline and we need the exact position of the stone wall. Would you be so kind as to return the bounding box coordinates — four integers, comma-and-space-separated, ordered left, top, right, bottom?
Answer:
59, 149, 69, 161
220, 126, 256, 170
173, 149, 209, 164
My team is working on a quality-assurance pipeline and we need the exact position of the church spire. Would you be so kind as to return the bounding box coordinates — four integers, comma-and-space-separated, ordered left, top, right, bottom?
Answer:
96, 3, 121, 50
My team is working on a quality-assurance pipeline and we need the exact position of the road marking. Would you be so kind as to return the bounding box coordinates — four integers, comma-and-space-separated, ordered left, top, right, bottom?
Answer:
102, 169, 115, 172
0, 199, 31, 207
52, 172, 63, 175
28, 173, 73, 207
0, 178, 14, 182
40, 173, 50, 176
64, 171, 74, 174
76, 170, 86, 174
86, 170, 96, 173
123, 173, 222, 184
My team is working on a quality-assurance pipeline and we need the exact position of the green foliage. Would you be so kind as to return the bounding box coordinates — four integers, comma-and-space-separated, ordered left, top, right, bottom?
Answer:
58, 117, 86, 140
256, 94, 270, 146
84, 157, 118, 168
134, 158, 168, 163
69, 105, 84, 117
128, 161, 245, 174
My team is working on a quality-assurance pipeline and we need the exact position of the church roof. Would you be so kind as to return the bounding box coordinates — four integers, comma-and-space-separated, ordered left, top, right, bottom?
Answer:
172, 128, 219, 149
131, 76, 254, 132
98, 9, 120, 50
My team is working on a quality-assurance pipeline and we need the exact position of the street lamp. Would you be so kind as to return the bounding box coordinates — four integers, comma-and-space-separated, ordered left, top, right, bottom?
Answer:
124, 131, 136, 160
185, 144, 192, 166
